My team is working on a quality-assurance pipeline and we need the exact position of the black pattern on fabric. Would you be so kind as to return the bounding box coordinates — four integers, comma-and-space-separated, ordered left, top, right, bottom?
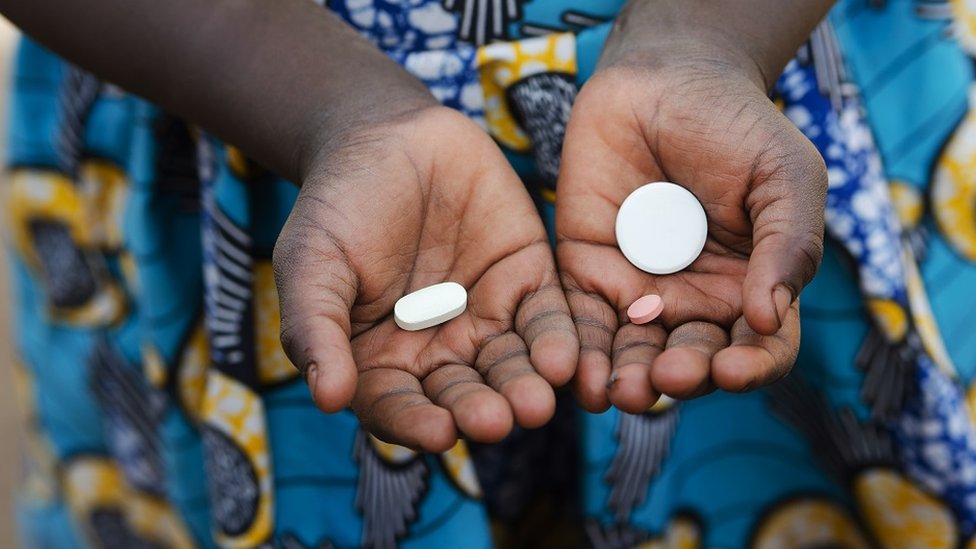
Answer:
54, 65, 101, 177
796, 26, 927, 425
506, 72, 577, 188
799, 20, 855, 111
604, 409, 679, 523
905, 224, 930, 263
202, 175, 258, 388
856, 327, 924, 421
913, 0, 954, 20
89, 508, 166, 549
519, 9, 608, 36
354, 430, 429, 549
161, 318, 206, 419
89, 341, 166, 497
469, 389, 581, 531
274, 533, 336, 549
583, 519, 651, 549
154, 115, 201, 212
28, 220, 98, 308
442, 0, 526, 45
201, 425, 261, 537
767, 376, 899, 479
558, 9, 605, 28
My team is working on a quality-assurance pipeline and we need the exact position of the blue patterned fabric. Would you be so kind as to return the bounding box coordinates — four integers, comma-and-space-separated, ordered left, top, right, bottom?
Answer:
9, 1, 976, 548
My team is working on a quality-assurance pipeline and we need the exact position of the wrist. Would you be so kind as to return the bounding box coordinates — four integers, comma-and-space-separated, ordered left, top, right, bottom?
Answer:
600, 0, 833, 92
296, 79, 440, 184
601, 9, 767, 93
298, 99, 474, 191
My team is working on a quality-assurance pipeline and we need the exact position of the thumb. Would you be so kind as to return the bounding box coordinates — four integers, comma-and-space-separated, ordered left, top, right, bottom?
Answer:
742, 131, 827, 336
273, 225, 360, 413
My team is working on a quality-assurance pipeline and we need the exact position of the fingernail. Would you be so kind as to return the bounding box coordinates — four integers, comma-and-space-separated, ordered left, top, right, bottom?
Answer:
606, 373, 618, 389
304, 362, 319, 386
772, 285, 793, 328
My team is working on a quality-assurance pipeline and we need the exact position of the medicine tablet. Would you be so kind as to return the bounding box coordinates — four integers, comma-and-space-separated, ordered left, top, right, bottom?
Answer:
627, 294, 664, 324
394, 281, 467, 331
615, 182, 707, 274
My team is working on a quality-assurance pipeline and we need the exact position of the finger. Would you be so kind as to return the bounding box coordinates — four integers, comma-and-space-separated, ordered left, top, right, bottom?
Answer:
475, 332, 556, 429
742, 124, 827, 335
556, 244, 643, 412
607, 322, 668, 414
712, 301, 800, 392
651, 321, 729, 399
515, 282, 579, 387
274, 225, 359, 413
563, 280, 618, 412
352, 368, 457, 453
422, 363, 515, 443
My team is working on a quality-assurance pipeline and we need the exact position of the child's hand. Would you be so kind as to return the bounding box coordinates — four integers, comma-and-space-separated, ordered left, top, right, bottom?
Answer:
557, 53, 827, 413
274, 106, 578, 452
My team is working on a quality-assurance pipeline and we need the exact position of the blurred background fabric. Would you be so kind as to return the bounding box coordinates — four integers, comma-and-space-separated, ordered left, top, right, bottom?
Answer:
0, 15, 25, 549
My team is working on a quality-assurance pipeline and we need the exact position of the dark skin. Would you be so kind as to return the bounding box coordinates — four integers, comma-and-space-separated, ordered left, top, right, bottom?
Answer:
3, 0, 577, 453
560, 0, 832, 413
277, 107, 578, 451
1, 0, 832, 449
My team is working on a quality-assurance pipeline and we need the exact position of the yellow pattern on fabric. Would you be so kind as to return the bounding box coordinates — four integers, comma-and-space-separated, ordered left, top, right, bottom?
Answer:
866, 298, 908, 342
889, 181, 924, 228
253, 260, 298, 385
902, 246, 956, 377
201, 370, 274, 548
77, 161, 129, 251
6, 170, 90, 248
143, 320, 209, 417
142, 343, 167, 388
636, 515, 705, 549
5, 162, 128, 251
4, 168, 127, 325
178, 320, 210, 418
440, 439, 482, 498
53, 283, 126, 326
63, 457, 195, 549
651, 394, 676, 413
750, 498, 870, 549
853, 469, 956, 549
665, 518, 701, 549
368, 433, 417, 465
227, 145, 252, 180
953, 0, 976, 56
931, 89, 976, 260
540, 187, 556, 204
963, 380, 976, 434
119, 251, 139, 296
476, 33, 577, 152
368, 434, 482, 498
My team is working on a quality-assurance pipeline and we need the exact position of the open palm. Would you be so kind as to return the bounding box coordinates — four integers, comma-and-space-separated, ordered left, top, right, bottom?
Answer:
275, 107, 578, 452
557, 63, 827, 413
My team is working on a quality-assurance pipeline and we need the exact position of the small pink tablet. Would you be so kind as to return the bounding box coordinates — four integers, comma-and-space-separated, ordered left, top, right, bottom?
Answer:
627, 294, 664, 324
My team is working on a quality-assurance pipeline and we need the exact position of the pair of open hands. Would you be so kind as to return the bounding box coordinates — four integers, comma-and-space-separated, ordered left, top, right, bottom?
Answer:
272, 51, 828, 453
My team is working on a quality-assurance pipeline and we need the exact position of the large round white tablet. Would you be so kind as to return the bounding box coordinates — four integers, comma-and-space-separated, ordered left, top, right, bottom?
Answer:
615, 182, 707, 275
394, 281, 468, 331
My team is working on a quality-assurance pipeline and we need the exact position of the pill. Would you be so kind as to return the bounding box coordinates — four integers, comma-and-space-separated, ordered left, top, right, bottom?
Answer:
615, 182, 707, 274
627, 294, 664, 324
394, 281, 467, 331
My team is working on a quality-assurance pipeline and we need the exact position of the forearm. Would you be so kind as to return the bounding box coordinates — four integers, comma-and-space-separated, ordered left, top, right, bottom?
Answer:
0, 0, 435, 181
602, 0, 836, 90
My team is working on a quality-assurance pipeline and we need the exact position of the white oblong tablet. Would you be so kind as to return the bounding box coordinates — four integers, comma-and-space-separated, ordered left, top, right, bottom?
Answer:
394, 282, 468, 331
615, 182, 707, 275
